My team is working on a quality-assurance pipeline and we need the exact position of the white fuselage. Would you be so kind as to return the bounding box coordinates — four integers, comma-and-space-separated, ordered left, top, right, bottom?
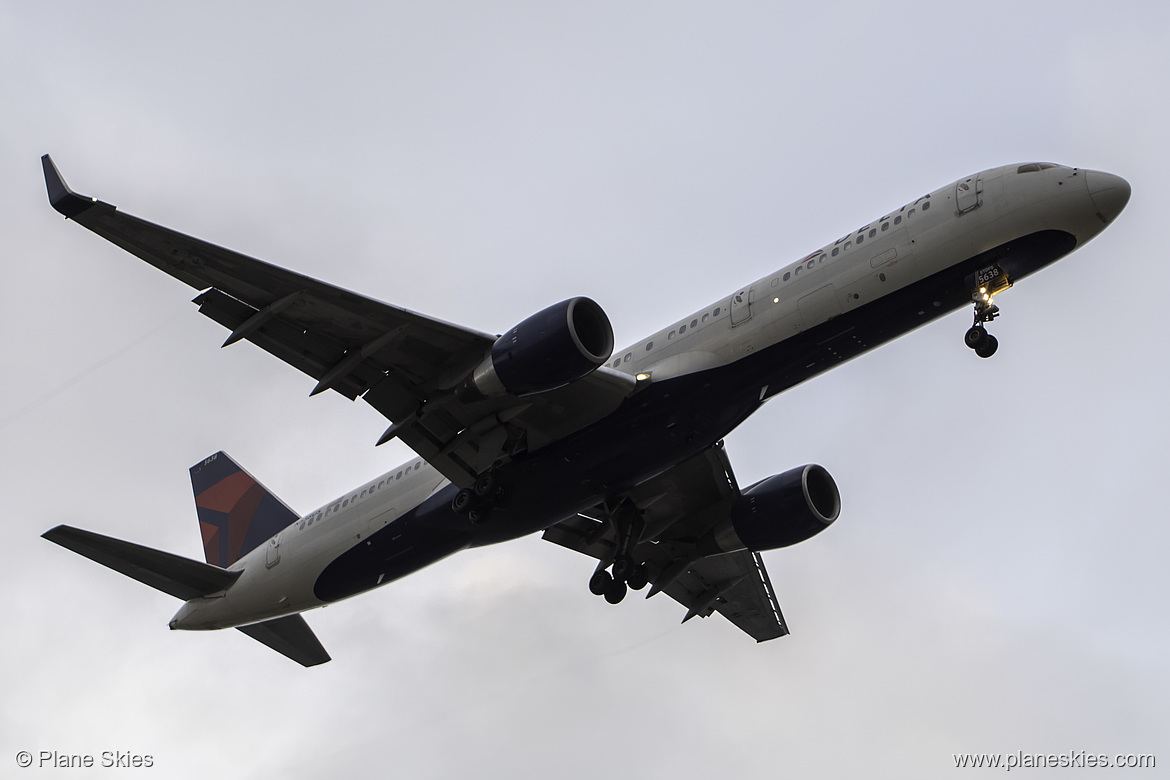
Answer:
172, 162, 1124, 632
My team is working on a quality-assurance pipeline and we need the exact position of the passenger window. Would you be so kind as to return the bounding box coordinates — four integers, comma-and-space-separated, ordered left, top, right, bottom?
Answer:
690, 319, 698, 328
679, 324, 686, 334
701, 313, 709, 322
857, 234, 864, 244
771, 278, 779, 288
613, 358, 621, 368
415, 463, 420, 471
624, 353, 632, 362
908, 209, 915, 218
845, 241, 852, 249
668, 330, 675, 340
922, 200, 931, 211
881, 222, 889, 231
806, 259, 814, 269
343, 499, 349, 508
894, 216, 902, 225
869, 229, 877, 238
783, 271, 791, 280
794, 266, 802, 276
713, 307, 721, 316
645, 341, 653, 351
831, 248, 839, 257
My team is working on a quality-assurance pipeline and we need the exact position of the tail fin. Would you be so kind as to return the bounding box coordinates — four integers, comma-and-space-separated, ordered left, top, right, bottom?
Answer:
190, 452, 298, 567
42, 525, 240, 600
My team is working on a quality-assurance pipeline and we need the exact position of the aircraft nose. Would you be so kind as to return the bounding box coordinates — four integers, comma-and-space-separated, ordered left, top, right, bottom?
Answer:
1085, 170, 1131, 224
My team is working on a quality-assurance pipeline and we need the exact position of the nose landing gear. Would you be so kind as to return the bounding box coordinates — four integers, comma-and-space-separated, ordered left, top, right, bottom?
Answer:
964, 266, 1011, 358
965, 302, 999, 359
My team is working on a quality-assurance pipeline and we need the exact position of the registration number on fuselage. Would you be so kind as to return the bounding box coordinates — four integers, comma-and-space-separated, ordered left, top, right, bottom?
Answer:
975, 265, 1003, 287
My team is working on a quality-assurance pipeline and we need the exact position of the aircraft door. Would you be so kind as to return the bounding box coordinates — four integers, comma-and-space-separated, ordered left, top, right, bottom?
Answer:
265, 533, 281, 568
730, 287, 754, 326
956, 175, 983, 213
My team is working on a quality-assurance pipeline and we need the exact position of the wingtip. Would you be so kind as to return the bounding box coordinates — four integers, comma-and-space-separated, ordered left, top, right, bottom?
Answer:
42, 524, 72, 542
41, 154, 97, 219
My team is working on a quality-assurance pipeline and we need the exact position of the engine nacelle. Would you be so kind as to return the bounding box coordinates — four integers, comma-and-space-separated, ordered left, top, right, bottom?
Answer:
464, 297, 614, 398
707, 465, 841, 553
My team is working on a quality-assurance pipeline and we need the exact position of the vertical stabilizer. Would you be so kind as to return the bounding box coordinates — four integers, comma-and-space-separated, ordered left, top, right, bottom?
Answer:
190, 452, 297, 567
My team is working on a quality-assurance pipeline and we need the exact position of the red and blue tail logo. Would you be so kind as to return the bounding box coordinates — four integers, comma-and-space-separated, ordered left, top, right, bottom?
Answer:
189, 452, 298, 567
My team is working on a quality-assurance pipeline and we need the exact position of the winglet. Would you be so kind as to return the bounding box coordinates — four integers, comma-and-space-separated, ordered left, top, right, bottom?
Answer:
41, 154, 98, 219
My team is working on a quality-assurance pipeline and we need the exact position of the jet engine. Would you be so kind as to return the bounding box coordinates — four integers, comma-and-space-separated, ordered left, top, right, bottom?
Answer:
463, 297, 614, 398
706, 465, 841, 553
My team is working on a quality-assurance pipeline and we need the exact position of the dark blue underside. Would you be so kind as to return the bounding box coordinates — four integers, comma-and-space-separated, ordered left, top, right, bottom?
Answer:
314, 230, 1077, 603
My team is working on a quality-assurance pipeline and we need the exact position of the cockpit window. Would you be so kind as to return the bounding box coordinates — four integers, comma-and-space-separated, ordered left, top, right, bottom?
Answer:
1017, 163, 1057, 173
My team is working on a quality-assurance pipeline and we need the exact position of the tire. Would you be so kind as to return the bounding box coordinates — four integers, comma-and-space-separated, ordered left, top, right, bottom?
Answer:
451, 488, 474, 514
474, 473, 495, 498
964, 326, 988, 350
589, 570, 612, 596
604, 578, 628, 604
626, 562, 650, 591
975, 335, 999, 359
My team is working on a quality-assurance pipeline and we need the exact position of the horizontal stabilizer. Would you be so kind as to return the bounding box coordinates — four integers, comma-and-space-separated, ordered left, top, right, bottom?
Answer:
237, 615, 331, 667
42, 525, 240, 601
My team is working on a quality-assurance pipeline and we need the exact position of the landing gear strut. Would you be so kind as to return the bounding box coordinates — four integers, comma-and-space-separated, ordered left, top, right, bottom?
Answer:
587, 499, 651, 605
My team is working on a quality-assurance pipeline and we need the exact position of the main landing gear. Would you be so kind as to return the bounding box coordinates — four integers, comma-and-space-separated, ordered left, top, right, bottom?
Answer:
450, 471, 507, 524
964, 267, 1012, 359
586, 500, 652, 605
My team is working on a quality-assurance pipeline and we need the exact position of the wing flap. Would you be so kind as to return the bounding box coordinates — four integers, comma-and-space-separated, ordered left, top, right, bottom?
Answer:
662, 551, 788, 641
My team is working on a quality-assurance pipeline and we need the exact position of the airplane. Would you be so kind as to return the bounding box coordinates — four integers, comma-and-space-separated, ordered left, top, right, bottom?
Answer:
39, 155, 1130, 666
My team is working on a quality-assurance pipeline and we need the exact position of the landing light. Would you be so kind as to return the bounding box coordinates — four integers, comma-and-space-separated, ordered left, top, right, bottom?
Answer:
773, 297, 779, 304
980, 287, 987, 294
636, 373, 651, 382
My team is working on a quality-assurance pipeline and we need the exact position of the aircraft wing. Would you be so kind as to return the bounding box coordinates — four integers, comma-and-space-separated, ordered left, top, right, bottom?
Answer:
542, 444, 789, 642
42, 156, 633, 487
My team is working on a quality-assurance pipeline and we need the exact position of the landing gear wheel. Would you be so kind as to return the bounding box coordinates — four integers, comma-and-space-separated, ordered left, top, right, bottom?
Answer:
964, 325, 989, 350
975, 334, 999, 359
451, 488, 474, 514
467, 506, 490, 524
626, 562, 650, 591
474, 473, 496, 498
589, 570, 612, 596
604, 577, 628, 604
612, 556, 634, 582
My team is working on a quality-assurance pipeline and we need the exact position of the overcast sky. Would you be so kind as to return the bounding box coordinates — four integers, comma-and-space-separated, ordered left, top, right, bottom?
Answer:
2, 2, 1166, 777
